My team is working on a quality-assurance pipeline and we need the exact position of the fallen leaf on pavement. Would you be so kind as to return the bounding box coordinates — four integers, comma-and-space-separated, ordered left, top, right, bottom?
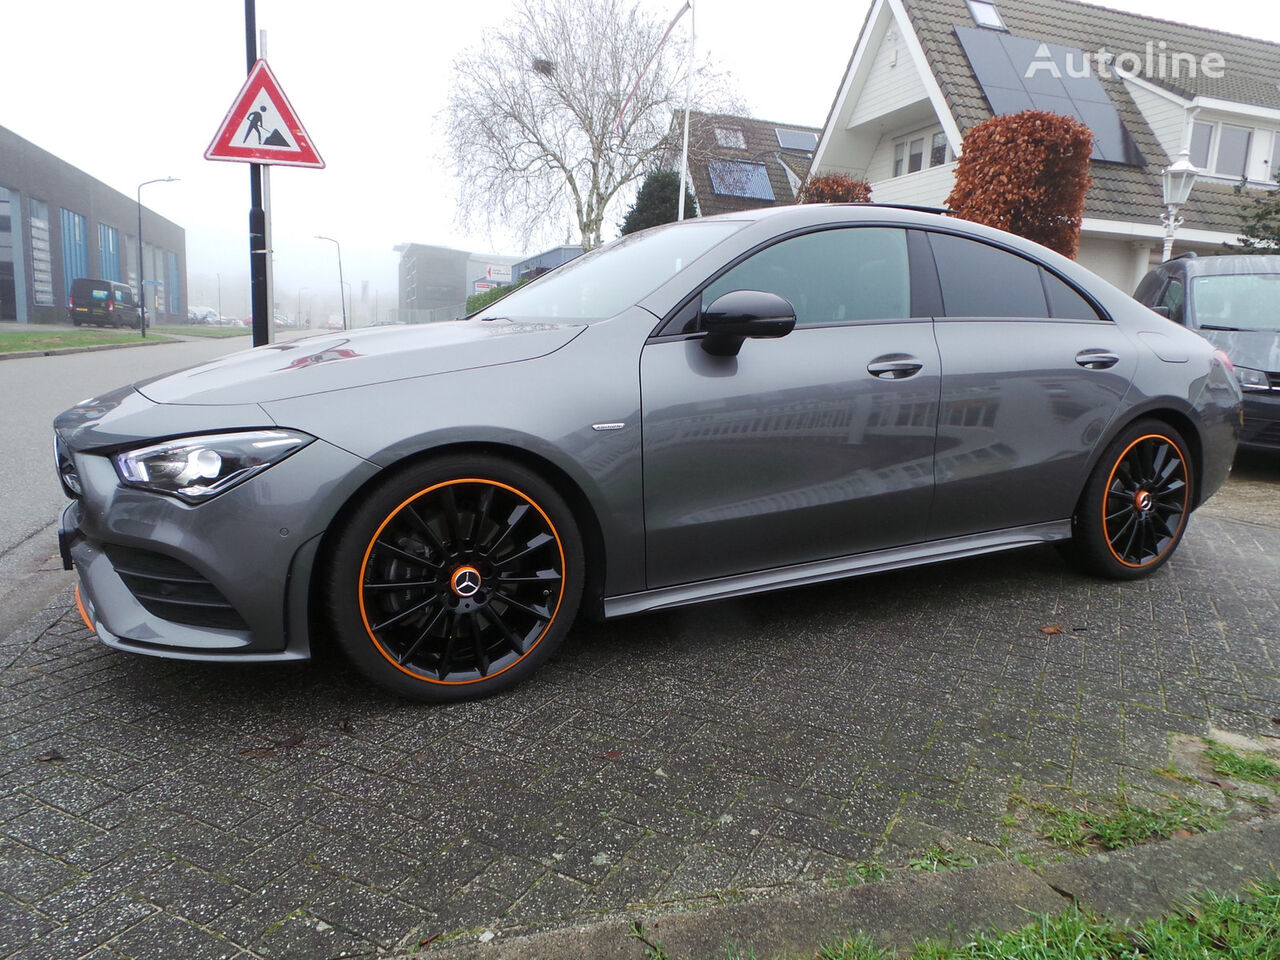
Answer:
274, 734, 304, 748
1040, 625, 1064, 635
35, 749, 65, 763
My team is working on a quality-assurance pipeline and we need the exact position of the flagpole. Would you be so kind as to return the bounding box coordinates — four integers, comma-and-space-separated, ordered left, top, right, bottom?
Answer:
677, 0, 694, 220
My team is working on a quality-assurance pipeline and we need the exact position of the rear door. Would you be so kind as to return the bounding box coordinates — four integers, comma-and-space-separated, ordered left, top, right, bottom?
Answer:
640, 226, 941, 588
924, 232, 1136, 539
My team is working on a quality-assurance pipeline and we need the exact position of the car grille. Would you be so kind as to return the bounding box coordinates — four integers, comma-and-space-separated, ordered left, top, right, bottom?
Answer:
104, 545, 248, 630
54, 434, 82, 498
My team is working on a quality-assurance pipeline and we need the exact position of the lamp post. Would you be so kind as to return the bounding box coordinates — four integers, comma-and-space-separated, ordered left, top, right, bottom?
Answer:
1160, 148, 1198, 262
314, 235, 347, 330
137, 177, 179, 337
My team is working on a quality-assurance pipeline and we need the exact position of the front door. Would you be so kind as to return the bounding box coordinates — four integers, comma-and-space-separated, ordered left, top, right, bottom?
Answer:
640, 226, 941, 588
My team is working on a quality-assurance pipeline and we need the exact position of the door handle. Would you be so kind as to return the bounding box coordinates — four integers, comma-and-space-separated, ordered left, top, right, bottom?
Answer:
867, 355, 924, 379
1075, 349, 1120, 370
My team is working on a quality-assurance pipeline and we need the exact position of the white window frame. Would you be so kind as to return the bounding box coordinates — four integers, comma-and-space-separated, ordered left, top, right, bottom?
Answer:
891, 126, 952, 179
1186, 116, 1279, 184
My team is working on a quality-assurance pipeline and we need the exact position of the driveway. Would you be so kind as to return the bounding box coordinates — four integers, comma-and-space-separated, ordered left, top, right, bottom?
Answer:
1, 466, 1278, 959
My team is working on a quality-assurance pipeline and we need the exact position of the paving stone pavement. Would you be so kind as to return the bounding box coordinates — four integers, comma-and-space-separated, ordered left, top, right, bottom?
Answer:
1, 509, 1278, 960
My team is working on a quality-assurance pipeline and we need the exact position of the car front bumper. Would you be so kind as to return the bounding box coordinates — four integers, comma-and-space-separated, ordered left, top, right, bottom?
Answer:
1239, 391, 1280, 450
58, 436, 379, 662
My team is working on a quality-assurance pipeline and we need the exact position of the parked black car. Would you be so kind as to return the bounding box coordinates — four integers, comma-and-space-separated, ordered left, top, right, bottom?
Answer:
1135, 254, 1280, 450
68, 278, 141, 329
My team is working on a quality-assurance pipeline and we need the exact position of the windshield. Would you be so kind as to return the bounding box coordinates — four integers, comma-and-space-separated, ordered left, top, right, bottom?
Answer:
479, 220, 743, 321
1191, 273, 1280, 331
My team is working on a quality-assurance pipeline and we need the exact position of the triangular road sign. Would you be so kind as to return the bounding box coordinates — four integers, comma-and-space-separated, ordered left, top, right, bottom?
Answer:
206, 59, 324, 168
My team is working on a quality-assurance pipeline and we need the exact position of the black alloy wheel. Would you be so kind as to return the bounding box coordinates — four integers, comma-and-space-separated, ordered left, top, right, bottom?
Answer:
326, 455, 584, 701
1067, 419, 1193, 580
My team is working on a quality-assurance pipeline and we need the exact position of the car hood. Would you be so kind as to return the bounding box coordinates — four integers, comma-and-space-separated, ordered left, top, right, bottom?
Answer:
1194, 327, 1280, 371
135, 319, 586, 405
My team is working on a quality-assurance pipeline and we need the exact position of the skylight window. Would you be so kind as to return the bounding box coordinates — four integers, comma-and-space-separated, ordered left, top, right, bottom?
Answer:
967, 0, 1007, 30
708, 160, 775, 200
776, 129, 819, 151
714, 127, 746, 150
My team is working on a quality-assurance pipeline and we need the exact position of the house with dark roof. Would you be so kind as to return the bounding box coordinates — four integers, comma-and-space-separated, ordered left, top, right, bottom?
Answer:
679, 111, 821, 217
811, 0, 1279, 292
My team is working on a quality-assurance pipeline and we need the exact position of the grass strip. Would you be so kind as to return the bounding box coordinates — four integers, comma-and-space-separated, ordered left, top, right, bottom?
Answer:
0, 329, 171, 354
809, 877, 1280, 960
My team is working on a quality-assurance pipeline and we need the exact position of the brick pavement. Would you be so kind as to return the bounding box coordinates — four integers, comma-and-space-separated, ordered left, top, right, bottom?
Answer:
1, 511, 1278, 959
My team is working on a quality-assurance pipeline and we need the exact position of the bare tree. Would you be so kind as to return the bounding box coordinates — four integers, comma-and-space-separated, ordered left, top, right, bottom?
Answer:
444, 0, 731, 250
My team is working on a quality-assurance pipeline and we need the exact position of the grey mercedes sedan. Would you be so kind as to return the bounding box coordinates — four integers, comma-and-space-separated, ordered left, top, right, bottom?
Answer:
54, 205, 1240, 701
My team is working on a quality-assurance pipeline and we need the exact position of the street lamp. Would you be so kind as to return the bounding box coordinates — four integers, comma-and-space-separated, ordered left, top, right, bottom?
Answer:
314, 235, 347, 330
137, 177, 179, 337
1160, 147, 1198, 262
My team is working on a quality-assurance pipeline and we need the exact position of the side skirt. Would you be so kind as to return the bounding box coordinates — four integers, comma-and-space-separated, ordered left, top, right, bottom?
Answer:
603, 520, 1071, 619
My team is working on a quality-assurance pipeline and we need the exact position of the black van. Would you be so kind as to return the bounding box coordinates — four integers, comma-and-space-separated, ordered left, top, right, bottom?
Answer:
68, 279, 141, 329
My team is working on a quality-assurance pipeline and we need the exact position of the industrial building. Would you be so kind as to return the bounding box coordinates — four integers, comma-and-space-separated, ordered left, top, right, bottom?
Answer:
0, 124, 186, 325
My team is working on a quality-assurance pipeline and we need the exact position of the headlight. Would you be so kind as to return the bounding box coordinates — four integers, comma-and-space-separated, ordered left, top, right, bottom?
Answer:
113, 430, 314, 503
1235, 366, 1271, 392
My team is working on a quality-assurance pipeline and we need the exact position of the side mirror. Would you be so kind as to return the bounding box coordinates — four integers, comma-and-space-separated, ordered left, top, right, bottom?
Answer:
1151, 305, 1171, 319
701, 290, 796, 357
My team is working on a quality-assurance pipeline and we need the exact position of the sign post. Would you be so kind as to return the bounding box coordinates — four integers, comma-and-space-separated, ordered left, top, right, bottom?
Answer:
206, 2, 323, 347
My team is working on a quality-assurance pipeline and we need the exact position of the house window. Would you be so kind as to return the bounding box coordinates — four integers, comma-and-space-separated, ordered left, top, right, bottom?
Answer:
907, 137, 925, 173
1189, 121, 1213, 169
1271, 133, 1280, 184
1215, 124, 1252, 178
714, 127, 746, 150
893, 129, 950, 177
966, 0, 1007, 30
930, 132, 949, 167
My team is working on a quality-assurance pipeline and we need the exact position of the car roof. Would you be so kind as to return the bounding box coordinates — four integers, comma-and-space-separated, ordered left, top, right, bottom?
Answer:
1163, 254, 1280, 277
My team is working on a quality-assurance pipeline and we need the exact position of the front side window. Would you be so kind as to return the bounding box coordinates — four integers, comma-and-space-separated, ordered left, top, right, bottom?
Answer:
1159, 278, 1185, 324
702, 228, 912, 328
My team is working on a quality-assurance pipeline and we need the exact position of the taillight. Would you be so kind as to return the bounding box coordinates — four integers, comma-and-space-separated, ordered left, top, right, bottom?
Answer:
1212, 349, 1233, 372
107, 300, 114, 312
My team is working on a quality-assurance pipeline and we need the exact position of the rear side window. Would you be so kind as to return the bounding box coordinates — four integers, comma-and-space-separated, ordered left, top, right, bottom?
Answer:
702, 227, 912, 328
928, 232, 1047, 318
1042, 270, 1103, 320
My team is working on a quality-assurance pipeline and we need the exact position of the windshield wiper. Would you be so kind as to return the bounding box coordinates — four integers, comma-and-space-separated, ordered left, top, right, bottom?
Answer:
1198, 323, 1240, 331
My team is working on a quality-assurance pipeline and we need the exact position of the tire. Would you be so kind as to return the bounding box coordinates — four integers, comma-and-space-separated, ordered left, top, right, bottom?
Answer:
1065, 419, 1194, 580
324, 454, 585, 701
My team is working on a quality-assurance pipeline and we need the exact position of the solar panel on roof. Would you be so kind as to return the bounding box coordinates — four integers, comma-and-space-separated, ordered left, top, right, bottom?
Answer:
776, 129, 819, 151
708, 160, 776, 200
954, 25, 1145, 166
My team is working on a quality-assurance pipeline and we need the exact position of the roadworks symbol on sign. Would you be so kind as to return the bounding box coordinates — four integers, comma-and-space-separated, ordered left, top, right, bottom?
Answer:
205, 59, 324, 168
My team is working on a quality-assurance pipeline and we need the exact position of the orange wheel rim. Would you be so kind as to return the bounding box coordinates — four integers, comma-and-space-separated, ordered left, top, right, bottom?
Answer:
1101, 434, 1189, 568
356, 478, 566, 685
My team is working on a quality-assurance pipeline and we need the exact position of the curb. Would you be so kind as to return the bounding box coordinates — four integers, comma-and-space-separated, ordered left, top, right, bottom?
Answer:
407, 818, 1280, 960
0, 337, 175, 362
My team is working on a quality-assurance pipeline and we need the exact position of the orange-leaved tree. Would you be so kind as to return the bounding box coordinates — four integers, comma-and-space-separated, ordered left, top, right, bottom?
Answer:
798, 173, 872, 204
945, 111, 1093, 258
